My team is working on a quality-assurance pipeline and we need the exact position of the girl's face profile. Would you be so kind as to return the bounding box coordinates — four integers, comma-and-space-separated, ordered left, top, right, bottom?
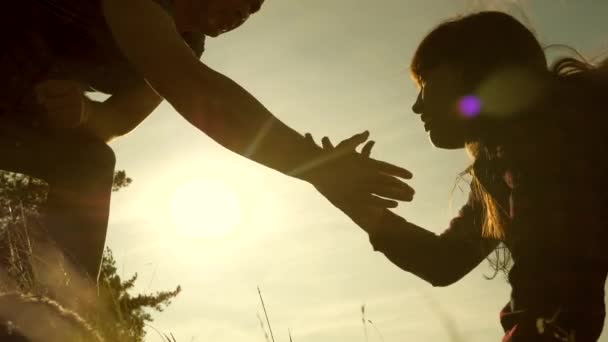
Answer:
412, 64, 476, 149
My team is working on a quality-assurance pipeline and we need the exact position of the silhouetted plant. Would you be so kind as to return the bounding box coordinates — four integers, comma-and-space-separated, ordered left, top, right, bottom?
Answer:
0, 171, 180, 341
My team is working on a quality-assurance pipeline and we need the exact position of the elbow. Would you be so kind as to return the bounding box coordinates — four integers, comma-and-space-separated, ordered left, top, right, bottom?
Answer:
82, 123, 117, 143
83, 102, 135, 142
111, 119, 140, 138
415, 263, 468, 288
379, 254, 465, 288
419, 270, 458, 287
92, 120, 132, 143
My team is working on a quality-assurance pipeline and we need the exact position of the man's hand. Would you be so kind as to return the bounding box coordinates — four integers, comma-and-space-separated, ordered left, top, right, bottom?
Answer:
35, 80, 89, 130
302, 132, 414, 226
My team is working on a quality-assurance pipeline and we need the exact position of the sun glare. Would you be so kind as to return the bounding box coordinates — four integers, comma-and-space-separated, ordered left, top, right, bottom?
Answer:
169, 179, 241, 238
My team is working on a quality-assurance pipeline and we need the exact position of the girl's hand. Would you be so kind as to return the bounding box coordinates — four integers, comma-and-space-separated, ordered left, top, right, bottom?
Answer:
303, 132, 414, 228
35, 80, 89, 130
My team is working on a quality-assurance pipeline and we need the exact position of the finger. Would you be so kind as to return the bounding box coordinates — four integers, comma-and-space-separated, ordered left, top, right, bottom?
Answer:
367, 176, 415, 201
336, 131, 368, 149
351, 194, 398, 209
361, 141, 375, 157
369, 188, 414, 202
369, 158, 413, 179
337, 131, 369, 150
304, 133, 315, 144
368, 195, 398, 208
321, 136, 335, 150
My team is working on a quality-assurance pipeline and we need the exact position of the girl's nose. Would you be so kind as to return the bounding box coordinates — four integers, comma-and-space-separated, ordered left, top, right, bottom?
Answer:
250, 0, 264, 13
412, 92, 423, 114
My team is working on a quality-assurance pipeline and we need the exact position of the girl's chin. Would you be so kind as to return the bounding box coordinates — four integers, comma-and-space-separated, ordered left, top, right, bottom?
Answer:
428, 129, 467, 150
203, 28, 222, 37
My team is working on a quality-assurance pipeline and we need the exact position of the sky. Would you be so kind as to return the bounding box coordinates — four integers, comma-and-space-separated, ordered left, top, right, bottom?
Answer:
103, 1, 608, 341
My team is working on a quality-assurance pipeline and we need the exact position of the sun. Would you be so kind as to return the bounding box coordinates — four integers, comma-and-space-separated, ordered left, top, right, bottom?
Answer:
169, 179, 241, 238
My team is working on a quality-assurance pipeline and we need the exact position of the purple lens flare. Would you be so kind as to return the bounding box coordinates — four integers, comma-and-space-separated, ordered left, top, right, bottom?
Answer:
458, 95, 481, 118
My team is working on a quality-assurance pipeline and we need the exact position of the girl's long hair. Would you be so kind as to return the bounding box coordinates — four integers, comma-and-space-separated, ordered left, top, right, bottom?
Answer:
468, 54, 608, 241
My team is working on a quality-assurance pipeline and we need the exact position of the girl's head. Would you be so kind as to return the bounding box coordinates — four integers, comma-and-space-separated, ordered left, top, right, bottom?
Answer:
410, 11, 547, 149
174, 0, 265, 37
414, 11, 608, 243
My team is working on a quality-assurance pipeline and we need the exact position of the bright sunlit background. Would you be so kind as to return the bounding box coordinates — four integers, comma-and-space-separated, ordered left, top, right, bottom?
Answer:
170, 179, 241, 238
105, 1, 608, 341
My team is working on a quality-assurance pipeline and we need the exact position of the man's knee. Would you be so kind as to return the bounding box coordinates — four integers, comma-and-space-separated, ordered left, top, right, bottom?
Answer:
53, 138, 116, 185
81, 141, 116, 188
86, 141, 116, 172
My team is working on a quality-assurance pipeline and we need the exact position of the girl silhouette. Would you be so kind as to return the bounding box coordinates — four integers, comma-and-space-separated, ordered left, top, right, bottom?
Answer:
333, 11, 608, 342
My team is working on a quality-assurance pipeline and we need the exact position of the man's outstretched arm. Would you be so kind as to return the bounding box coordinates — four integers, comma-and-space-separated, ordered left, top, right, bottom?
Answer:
102, 0, 323, 175
102, 0, 413, 202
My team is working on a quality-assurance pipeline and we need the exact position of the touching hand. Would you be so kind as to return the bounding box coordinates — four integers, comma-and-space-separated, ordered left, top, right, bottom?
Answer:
302, 131, 414, 225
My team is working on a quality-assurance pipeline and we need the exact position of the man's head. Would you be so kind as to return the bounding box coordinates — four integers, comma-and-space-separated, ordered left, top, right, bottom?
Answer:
174, 0, 265, 37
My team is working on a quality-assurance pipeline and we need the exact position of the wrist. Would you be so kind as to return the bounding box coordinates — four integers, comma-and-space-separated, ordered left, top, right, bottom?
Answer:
287, 138, 328, 184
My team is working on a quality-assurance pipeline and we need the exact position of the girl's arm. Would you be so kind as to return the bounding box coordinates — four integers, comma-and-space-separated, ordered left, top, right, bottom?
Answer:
366, 197, 499, 287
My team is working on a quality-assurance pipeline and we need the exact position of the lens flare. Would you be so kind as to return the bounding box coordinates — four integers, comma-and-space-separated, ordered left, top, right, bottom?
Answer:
458, 95, 481, 118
